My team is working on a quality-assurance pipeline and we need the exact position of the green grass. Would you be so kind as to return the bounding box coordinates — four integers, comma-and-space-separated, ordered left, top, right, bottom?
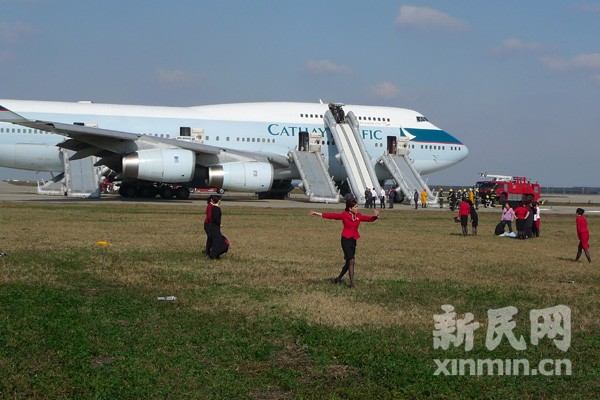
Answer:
0, 201, 598, 399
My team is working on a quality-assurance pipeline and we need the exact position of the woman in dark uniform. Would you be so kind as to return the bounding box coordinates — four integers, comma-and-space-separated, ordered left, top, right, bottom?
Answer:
203, 195, 215, 255
310, 199, 379, 288
208, 196, 228, 259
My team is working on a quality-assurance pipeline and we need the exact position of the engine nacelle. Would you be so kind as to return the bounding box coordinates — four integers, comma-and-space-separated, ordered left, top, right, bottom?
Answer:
0, 144, 63, 172
208, 162, 273, 192
122, 149, 195, 182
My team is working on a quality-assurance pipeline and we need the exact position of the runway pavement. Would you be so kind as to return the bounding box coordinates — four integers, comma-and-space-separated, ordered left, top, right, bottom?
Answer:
1, 181, 599, 215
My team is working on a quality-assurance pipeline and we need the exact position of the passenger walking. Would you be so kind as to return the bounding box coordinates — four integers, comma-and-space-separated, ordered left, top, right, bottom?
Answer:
309, 199, 379, 288
574, 208, 592, 263
414, 189, 419, 210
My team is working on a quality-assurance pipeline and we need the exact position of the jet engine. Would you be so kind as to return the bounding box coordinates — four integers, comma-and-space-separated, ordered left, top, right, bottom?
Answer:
122, 149, 195, 182
208, 162, 273, 192
0, 144, 63, 172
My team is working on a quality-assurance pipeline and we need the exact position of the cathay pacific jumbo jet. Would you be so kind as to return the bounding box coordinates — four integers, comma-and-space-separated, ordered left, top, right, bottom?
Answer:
0, 99, 468, 201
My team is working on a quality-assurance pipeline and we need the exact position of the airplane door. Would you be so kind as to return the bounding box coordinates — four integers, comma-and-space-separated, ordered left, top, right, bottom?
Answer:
299, 131, 309, 151
386, 136, 397, 155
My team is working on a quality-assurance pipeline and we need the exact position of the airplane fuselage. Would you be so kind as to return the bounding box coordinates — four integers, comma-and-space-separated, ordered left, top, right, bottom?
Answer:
0, 99, 468, 184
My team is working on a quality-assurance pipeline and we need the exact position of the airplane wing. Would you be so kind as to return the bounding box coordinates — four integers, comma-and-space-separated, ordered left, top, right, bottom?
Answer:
0, 104, 289, 171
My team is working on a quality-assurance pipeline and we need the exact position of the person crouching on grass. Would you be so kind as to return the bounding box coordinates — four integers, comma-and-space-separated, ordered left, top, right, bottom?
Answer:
575, 208, 592, 263
310, 199, 379, 288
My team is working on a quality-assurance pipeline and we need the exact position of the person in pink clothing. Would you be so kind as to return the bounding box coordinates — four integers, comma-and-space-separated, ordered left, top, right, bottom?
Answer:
310, 199, 379, 287
458, 199, 471, 236
501, 203, 515, 233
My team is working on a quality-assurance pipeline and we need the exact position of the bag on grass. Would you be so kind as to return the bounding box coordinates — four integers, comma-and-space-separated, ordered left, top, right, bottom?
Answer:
495, 222, 505, 235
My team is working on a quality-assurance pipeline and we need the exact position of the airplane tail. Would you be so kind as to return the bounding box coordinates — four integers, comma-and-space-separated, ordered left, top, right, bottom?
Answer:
0, 105, 31, 124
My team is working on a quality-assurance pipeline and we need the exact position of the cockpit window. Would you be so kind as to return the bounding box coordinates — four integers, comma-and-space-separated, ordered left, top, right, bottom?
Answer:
417, 116, 428, 122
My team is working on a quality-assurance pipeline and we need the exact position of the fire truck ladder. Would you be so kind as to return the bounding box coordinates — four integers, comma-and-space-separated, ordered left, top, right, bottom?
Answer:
288, 132, 340, 203
324, 109, 381, 203
378, 136, 437, 205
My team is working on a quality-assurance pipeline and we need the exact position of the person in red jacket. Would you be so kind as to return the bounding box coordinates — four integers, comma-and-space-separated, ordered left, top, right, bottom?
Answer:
310, 199, 379, 287
575, 208, 592, 263
458, 199, 471, 236
513, 201, 530, 240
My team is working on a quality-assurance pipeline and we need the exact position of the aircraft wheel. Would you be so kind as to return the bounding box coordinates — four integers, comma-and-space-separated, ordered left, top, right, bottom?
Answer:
120, 184, 137, 197
175, 187, 190, 200
160, 186, 174, 199
137, 186, 158, 198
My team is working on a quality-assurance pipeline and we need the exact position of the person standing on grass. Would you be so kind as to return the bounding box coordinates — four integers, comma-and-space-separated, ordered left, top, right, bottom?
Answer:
421, 188, 428, 208
309, 199, 379, 288
458, 198, 471, 236
203, 195, 215, 255
387, 187, 395, 209
364, 187, 372, 209
514, 201, 530, 240
501, 202, 515, 233
379, 187, 386, 209
469, 199, 478, 236
532, 201, 541, 237
575, 208, 592, 263
414, 189, 419, 210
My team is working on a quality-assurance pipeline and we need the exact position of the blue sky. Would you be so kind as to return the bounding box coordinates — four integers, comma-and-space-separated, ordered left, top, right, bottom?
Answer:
1, 0, 599, 187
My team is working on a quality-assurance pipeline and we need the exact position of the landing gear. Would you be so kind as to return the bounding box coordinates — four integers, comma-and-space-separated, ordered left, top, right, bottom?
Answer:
117, 182, 191, 200
137, 185, 158, 198
257, 180, 293, 200
175, 186, 190, 200
119, 183, 137, 198
159, 185, 174, 199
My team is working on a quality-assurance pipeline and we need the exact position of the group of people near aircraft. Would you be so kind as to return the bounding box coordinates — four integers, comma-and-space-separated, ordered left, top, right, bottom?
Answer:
363, 187, 388, 209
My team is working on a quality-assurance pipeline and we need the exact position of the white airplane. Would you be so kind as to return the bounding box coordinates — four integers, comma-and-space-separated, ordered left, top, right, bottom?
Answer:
0, 99, 468, 200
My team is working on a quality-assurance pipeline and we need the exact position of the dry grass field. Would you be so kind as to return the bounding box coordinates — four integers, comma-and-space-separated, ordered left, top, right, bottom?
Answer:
0, 200, 598, 398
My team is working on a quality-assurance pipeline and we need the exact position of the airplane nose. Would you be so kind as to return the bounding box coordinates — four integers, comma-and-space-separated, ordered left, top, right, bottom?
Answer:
462, 144, 469, 160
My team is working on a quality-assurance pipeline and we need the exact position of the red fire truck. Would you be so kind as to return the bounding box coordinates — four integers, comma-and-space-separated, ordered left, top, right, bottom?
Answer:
475, 173, 541, 205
